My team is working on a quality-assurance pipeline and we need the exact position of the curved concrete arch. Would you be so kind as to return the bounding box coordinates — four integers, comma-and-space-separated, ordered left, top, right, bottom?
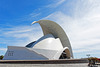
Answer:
32, 20, 73, 58
53, 47, 71, 59
65, 48, 71, 59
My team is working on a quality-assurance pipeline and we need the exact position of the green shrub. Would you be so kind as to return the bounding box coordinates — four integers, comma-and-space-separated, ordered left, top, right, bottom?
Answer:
0, 55, 4, 60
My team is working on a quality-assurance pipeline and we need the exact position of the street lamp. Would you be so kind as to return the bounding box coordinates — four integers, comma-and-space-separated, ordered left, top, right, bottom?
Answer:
86, 54, 90, 58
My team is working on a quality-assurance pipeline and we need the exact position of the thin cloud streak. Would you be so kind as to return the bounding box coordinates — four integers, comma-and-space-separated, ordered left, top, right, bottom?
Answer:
46, 0, 66, 8
43, 0, 100, 58
0, 25, 42, 47
0, 0, 100, 58
0, 48, 7, 51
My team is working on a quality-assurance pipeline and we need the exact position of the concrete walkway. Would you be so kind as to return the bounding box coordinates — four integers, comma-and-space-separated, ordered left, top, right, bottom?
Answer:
0, 59, 94, 67
0, 63, 89, 67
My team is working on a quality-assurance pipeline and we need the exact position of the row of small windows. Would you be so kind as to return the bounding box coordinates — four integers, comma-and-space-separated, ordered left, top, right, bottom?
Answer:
8, 51, 14, 56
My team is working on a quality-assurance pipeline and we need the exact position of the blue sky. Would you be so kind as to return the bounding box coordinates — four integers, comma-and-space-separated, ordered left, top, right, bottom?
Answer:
0, 0, 100, 59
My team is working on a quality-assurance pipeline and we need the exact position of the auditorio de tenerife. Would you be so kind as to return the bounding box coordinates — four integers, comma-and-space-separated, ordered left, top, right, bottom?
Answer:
3, 20, 73, 60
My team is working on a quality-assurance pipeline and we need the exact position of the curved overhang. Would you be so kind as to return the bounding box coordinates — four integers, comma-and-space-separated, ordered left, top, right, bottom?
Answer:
32, 20, 73, 58
53, 47, 71, 59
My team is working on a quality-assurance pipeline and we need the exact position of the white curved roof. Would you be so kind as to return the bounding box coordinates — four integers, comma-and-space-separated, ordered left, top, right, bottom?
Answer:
3, 20, 73, 60
32, 20, 73, 58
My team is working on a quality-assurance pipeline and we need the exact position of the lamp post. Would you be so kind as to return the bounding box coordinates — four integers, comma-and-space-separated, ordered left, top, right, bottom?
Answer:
86, 54, 90, 58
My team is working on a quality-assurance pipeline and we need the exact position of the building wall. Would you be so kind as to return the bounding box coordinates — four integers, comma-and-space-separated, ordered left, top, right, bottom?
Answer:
3, 46, 48, 60
3, 34, 66, 60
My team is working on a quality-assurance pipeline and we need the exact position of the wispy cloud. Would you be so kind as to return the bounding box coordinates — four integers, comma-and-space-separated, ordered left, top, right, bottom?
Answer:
1, 0, 100, 58
0, 48, 7, 51
16, 12, 41, 22
0, 25, 42, 47
46, 0, 66, 8
0, 48, 7, 55
43, 0, 100, 58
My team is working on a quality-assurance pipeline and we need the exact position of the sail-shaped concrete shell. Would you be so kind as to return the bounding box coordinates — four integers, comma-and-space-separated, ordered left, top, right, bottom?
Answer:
3, 20, 73, 60
33, 20, 73, 58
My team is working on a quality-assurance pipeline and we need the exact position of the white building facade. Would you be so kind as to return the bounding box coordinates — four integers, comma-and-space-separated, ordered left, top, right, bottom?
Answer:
3, 20, 73, 60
